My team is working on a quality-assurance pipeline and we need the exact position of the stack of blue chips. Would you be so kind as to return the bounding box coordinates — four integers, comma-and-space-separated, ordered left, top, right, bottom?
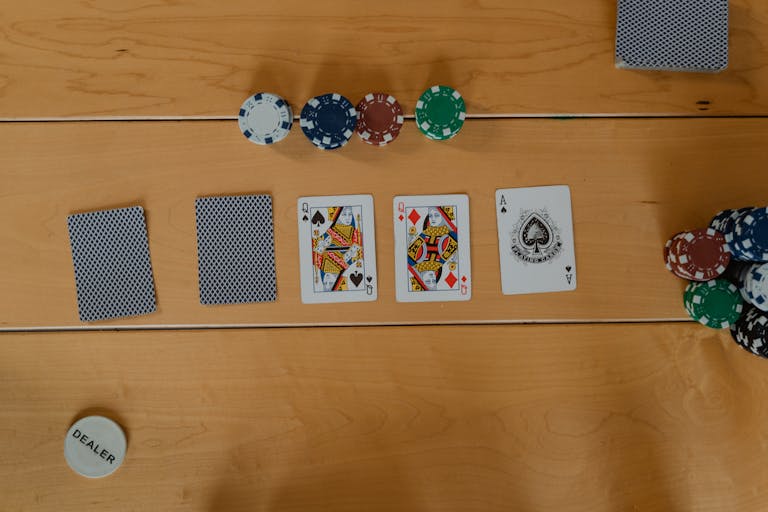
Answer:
733, 208, 768, 261
710, 207, 753, 242
299, 93, 358, 150
713, 207, 768, 262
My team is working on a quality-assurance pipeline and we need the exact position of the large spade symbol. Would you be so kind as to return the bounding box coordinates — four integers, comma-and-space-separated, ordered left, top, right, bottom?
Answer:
350, 272, 363, 287
520, 213, 552, 254
311, 210, 326, 226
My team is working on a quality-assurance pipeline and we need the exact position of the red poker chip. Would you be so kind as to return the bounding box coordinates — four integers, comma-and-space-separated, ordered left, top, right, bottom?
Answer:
355, 93, 404, 146
664, 232, 686, 273
665, 233, 697, 279
668, 228, 730, 281
663, 233, 677, 271
668, 230, 727, 281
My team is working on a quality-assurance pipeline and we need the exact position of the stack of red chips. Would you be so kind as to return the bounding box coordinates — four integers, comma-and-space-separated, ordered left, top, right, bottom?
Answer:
664, 228, 731, 281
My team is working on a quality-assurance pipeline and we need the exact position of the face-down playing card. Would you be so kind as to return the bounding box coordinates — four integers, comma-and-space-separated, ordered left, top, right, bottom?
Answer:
195, 194, 277, 305
393, 194, 472, 302
297, 195, 378, 303
67, 206, 157, 322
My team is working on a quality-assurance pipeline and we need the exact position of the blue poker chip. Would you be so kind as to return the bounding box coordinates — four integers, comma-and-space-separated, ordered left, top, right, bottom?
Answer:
299, 93, 357, 150
733, 207, 768, 261
710, 209, 735, 232
725, 208, 761, 261
714, 207, 751, 245
728, 236, 757, 261
238, 92, 293, 145
710, 207, 752, 234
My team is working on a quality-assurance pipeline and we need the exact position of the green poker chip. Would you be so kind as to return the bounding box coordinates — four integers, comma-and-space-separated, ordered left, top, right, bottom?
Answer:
683, 279, 744, 329
415, 85, 466, 140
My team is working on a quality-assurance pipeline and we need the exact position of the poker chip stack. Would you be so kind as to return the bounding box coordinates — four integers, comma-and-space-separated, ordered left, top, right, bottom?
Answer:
731, 305, 768, 357
664, 228, 731, 281
722, 207, 768, 262
742, 263, 768, 309
415, 85, 466, 141
683, 279, 743, 329
355, 93, 404, 146
665, 206, 768, 358
238, 93, 293, 145
300, 93, 358, 150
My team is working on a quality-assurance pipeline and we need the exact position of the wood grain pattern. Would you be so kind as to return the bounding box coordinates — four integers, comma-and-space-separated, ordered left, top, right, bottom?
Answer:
0, 324, 765, 511
2, 0, 768, 118
2, 118, 768, 329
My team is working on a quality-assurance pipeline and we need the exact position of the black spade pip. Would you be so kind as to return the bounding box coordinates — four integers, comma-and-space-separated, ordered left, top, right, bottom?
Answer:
520, 213, 551, 254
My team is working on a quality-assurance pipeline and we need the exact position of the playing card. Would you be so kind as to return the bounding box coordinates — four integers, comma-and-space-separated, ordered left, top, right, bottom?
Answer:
393, 194, 472, 302
298, 195, 377, 303
67, 206, 157, 322
195, 194, 277, 305
495, 185, 577, 295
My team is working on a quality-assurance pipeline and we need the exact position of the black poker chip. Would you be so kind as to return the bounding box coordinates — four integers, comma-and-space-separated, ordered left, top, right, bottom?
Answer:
730, 305, 768, 358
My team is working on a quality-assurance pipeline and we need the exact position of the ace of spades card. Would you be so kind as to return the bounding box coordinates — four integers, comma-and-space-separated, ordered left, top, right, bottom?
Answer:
298, 195, 377, 303
495, 185, 577, 295
393, 194, 472, 302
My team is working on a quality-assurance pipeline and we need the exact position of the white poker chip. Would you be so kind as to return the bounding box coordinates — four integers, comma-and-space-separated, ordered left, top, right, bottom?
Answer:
238, 92, 293, 145
64, 416, 127, 478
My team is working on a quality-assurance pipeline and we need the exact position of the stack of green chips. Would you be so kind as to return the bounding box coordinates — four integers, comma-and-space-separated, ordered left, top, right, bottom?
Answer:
683, 279, 744, 329
415, 85, 466, 141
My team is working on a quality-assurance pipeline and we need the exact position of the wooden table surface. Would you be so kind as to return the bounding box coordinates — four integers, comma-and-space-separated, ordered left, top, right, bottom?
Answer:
2, 325, 767, 512
2, 0, 768, 118
2, 1, 768, 511
2, 118, 768, 329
